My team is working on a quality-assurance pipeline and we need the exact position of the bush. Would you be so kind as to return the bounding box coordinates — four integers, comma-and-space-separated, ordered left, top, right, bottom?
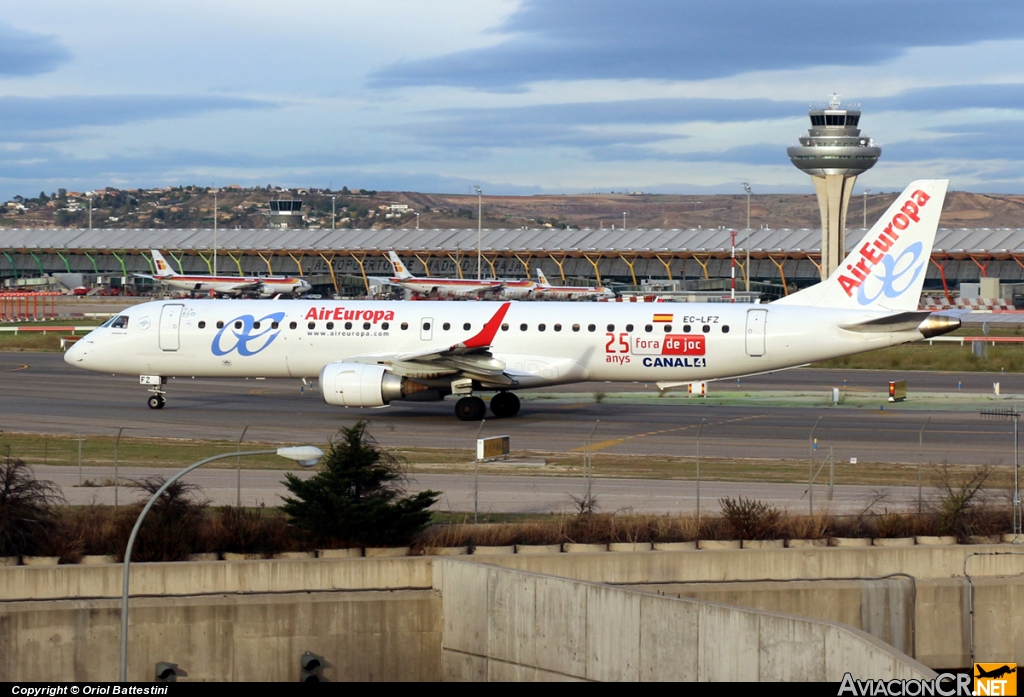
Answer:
205, 507, 298, 555
281, 421, 439, 547
719, 497, 781, 540
0, 450, 64, 556
115, 476, 208, 562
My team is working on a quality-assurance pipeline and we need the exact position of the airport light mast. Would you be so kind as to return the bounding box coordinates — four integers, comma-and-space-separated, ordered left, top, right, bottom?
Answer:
787, 94, 881, 280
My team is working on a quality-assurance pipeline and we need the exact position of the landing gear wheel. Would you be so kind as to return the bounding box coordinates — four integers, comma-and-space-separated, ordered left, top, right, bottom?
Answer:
147, 394, 166, 410
455, 396, 487, 421
490, 391, 521, 418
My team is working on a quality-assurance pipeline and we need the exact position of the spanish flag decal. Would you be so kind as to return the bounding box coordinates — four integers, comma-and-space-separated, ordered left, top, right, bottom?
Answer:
653, 313, 673, 323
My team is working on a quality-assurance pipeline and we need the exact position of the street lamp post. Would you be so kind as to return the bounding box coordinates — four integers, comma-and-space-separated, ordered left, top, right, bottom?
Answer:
863, 188, 872, 229
332, 195, 336, 230
623, 212, 628, 230
212, 188, 218, 276
119, 445, 323, 682
475, 186, 482, 280
88, 197, 93, 230
742, 183, 751, 292
415, 212, 420, 230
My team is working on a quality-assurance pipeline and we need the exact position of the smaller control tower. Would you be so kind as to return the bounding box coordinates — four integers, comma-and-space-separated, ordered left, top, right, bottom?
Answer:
788, 95, 881, 279
268, 199, 304, 228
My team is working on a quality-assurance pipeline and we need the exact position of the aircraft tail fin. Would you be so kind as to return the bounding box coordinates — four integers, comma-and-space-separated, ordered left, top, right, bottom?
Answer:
774, 179, 948, 312
387, 251, 413, 279
536, 268, 550, 286
150, 250, 176, 278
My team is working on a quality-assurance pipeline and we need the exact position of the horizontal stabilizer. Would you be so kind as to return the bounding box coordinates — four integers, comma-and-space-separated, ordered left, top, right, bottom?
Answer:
839, 311, 961, 337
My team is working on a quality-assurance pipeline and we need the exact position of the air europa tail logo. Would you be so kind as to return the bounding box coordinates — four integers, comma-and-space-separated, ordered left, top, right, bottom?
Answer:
837, 189, 931, 302
304, 307, 395, 323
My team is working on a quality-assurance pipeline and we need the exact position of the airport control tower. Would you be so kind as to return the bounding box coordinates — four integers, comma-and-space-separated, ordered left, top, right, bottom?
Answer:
788, 95, 881, 279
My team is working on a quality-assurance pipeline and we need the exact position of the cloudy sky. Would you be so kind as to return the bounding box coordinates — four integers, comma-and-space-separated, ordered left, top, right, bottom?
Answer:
2, 0, 1023, 200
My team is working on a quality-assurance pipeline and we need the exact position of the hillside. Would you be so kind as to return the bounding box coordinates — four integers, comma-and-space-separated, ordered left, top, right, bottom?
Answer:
2, 185, 1022, 231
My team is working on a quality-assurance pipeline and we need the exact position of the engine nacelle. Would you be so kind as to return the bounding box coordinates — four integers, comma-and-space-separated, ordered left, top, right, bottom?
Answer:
319, 362, 407, 407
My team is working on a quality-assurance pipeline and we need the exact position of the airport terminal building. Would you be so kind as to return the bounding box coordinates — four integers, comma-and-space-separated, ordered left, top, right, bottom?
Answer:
3, 226, 1024, 302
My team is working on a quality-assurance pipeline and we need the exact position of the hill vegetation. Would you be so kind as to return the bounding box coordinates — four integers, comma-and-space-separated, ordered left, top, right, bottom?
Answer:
2, 185, 1023, 231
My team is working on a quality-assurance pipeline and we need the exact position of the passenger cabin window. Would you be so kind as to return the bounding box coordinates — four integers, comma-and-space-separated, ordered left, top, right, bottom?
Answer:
588, 324, 596, 332
382, 322, 389, 330
538, 324, 546, 332
554, 324, 561, 332
463, 323, 471, 331
363, 322, 371, 330
271, 322, 279, 329
443, 322, 451, 331
401, 322, 408, 330
217, 321, 225, 329
289, 321, 297, 330
345, 322, 352, 330
326, 322, 334, 330
626, 324, 634, 332
198, 321, 206, 329
234, 321, 242, 330
644, 324, 652, 333
722, 325, 730, 333
683, 324, 691, 333
607, 324, 615, 332
253, 321, 261, 330
664, 325, 672, 332
520, 323, 528, 331
572, 324, 580, 332
702, 325, 711, 333
308, 322, 315, 329
501, 323, 509, 331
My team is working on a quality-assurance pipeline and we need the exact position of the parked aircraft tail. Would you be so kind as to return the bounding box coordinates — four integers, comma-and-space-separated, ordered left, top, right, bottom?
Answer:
150, 250, 177, 278
536, 269, 550, 286
774, 179, 948, 312
387, 251, 413, 279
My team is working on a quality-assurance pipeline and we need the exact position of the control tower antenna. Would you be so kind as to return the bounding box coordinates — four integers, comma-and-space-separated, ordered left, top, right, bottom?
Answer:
787, 94, 881, 279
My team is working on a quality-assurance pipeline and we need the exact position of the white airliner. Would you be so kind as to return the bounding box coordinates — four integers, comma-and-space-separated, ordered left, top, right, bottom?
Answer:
135, 250, 311, 298
533, 269, 615, 300
68, 180, 958, 421
385, 251, 503, 298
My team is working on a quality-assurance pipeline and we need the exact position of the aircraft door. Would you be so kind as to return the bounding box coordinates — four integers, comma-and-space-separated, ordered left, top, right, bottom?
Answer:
159, 303, 184, 351
745, 309, 767, 357
420, 317, 433, 341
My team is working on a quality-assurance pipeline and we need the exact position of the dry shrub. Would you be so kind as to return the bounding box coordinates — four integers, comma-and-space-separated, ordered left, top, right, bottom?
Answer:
650, 515, 700, 543
203, 507, 298, 556
874, 510, 915, 538
46, 506, 124, 561
781, 513, 832, 540
932, 465, 1003, 540
0, 451, 64, 557
112, 476, 208, 562
719, 497, 781, 540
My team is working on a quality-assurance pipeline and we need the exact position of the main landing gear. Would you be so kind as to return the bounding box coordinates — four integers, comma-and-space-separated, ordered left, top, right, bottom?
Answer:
454, 391, 521, 421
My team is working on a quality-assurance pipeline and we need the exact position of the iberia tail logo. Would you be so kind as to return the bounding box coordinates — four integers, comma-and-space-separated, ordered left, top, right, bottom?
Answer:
975, 663, 1017, 696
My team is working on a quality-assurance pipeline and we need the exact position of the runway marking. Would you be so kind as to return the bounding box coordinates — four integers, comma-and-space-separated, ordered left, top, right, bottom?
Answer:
1, 362, 29, 372
573, 414, 768, 453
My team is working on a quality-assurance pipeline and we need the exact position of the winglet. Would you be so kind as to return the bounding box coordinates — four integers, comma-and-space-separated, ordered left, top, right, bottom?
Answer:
461, 302, 512, 349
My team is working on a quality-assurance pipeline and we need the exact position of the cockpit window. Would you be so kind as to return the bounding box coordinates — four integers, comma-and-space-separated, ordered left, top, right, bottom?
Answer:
110, 316, 129, 329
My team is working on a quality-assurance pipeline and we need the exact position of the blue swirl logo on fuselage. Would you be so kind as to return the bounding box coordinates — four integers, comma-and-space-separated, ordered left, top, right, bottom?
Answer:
212, 312, 286, 356
857, 241, 926, 306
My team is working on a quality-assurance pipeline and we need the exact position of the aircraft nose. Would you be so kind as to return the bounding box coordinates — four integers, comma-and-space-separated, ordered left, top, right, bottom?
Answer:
64, 340, 84, 366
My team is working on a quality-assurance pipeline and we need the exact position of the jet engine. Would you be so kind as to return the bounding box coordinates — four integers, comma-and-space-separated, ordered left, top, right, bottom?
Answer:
319, 362, 426, 407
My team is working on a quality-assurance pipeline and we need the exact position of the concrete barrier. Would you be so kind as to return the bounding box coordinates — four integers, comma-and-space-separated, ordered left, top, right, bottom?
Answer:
433, 560, 935, 682
0, 590, 441, 682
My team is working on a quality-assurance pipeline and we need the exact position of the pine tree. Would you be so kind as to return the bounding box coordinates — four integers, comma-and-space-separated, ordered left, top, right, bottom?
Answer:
281, 421, 438, 547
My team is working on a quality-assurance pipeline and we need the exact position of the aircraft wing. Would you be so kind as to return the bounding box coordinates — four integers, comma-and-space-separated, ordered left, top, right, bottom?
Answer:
132, 273, 157, 280
340, 302, 516, 384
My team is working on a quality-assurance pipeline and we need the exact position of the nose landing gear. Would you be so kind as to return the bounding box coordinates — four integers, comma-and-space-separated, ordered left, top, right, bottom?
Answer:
141, 375, 167, 410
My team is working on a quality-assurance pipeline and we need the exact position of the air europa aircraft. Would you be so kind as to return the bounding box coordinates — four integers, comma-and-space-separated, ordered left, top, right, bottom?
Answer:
67, 180, 959, 421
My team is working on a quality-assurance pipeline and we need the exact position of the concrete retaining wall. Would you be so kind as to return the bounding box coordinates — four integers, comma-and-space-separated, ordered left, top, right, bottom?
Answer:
433, 559, 936, 682
0, 591, 441, 682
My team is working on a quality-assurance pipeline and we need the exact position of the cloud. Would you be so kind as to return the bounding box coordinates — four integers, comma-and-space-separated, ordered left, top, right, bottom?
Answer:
370, 0, 1024, 90
0, 95, 279, 136
872, 83, 1024, 113
0, 23, 71, 76
884, 120, 1024, 163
